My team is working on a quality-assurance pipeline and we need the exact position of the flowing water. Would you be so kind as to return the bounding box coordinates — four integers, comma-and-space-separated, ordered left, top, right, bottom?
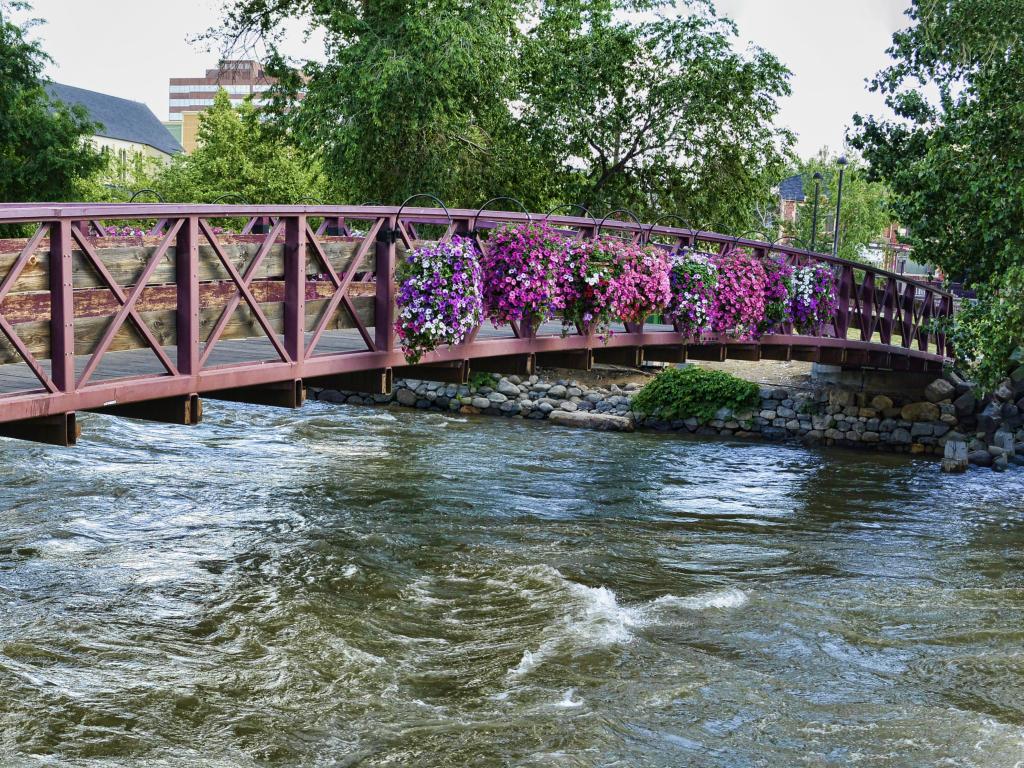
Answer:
1, 400, 1023, 767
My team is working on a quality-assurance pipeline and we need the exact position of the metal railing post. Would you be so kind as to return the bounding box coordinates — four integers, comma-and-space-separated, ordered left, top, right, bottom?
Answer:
176, 216, 200, 375
49, 219, 75, 391
375, 216, 396, 352
285, 215, 306, 362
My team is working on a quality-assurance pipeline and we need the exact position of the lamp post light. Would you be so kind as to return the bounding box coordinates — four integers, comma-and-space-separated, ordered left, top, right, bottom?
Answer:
832, 155, 848, 258
810, 171, 823, 251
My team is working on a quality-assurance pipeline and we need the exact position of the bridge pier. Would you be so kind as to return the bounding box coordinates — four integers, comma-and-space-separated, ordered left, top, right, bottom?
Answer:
0, 413, 80, 447
92, 394, 202, 425
206, 380, 306, 409
307, 369, 393, 395
394, 360, 470, 384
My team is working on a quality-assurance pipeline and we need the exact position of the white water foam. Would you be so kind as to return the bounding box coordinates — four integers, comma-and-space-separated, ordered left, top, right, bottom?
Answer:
650, 588, 749, 611
506, 568, 748, 679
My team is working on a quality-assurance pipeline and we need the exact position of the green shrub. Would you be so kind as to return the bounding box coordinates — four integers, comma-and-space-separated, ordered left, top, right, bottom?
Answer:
631, 366, 760, 423
468, 371, 497, 390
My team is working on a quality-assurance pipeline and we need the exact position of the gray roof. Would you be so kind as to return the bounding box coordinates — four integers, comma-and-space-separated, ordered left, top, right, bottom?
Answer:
45, 82, 183, 156
779, 174, 805, 202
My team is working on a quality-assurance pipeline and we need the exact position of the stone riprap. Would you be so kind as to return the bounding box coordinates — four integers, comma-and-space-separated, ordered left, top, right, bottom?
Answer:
312, 369, 1024, 472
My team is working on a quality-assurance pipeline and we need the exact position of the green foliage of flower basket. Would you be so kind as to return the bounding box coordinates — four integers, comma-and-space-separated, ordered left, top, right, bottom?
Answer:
631, 366, 760, 424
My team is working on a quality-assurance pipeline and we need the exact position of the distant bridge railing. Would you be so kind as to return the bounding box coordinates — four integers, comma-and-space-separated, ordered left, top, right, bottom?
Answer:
0, 203, 953, 444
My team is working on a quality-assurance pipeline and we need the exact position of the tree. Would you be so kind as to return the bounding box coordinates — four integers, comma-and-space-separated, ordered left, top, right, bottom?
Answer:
0, 1, 105, 202
516, 0, 794, 232
851, 0, 1024, 390
152, 89, 324, 204
211, 0, 794, 231
782, 150, 892, 264
850, 0, 1024, 285
215, 0, 523, 206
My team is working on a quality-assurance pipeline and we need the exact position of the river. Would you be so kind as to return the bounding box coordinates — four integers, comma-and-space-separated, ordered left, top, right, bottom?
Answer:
1, 400, 1022, 766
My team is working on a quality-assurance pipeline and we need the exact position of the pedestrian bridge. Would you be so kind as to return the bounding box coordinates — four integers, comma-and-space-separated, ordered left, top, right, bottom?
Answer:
0, 203, 953, 445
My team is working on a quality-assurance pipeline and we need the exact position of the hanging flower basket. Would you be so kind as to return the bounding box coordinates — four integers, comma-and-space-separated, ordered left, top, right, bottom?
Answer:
790, 263, 839, 335
605, 239, 673, 324
560, 238, 616, 337
758, 258, 795, 336
480, 222, 569, 328
394, 236, 483, 363
666, 250, 718, 337
711, 250, 768, 340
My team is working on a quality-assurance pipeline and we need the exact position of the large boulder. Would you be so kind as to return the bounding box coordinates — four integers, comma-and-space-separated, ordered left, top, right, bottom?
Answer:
925, 378, 956, 403
953, 389, 977, 416
548, 410, 634, 432
901, 401, 941, 422
870, 395, 894, 411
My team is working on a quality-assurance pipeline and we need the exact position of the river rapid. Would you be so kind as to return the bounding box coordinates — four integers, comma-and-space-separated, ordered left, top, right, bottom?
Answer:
1, 400, 1023, 767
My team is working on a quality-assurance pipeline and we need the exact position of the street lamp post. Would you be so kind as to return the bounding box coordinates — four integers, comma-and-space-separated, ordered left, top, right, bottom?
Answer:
810, 171, 823, 251
831, 156, 848, 258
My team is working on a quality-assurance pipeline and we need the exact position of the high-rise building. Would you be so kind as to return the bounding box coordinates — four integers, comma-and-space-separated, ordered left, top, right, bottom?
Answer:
168, 60, 275, 120
166, 60, 276, 152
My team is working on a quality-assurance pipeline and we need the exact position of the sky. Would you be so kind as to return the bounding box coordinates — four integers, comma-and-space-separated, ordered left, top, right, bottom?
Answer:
24, 0, 911, 158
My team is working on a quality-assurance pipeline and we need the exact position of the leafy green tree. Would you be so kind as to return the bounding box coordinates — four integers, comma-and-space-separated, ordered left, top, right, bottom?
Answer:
0, 1, 105, 202
945, 266, 1024, 391
152, 89, 324, 203
216, 0, 522, 206
782, 151, 892, 263
516, 0, 794, 232
851, 0, 1024, 389
850, 0, 1024, 284
211, 0, 793, 231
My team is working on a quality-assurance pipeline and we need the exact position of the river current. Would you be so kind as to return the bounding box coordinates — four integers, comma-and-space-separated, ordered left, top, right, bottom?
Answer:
0, 400, 1023, 766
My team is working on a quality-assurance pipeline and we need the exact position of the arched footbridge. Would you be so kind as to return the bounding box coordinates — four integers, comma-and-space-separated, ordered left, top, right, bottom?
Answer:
0, 203, 953, 445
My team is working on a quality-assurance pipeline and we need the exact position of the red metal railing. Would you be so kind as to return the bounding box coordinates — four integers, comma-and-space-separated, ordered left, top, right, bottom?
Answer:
0, 203, 954, 440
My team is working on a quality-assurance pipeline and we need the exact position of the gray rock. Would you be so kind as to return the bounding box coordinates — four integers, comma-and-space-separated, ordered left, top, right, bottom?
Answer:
890, 428, 912, 445
861, 431, 880, 443
496, 380, 520, 397
547, 384, 568, 398
871, 395, 894, 411
911, 422, 934, 438
471, 396, 491, 410
777, 406, 796, 419
548, 410, 634, 432
901, 402, 941, 422
968, 450, 994, 467
925, 378, 955, 403
487, 392, 508, 404
396, 388, 417, 406
559, 401, 578, 412
537, 402, 554, 414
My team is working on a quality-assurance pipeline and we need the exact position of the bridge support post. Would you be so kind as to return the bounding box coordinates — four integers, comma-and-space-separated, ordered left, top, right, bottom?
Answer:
0, 413, 80, 446
91, 394, 202, 425
535, 349, 593, 371
394, 360, 470, 384
307, 368, 392, 395
644, 346, 687, 364
592, 347, 644, 367
471, 354, 535, 377
206, 380, 306, 408
685, 344, 726, 362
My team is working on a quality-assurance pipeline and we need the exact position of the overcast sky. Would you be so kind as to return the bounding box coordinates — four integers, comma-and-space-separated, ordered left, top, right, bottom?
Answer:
25, 0, 910, 158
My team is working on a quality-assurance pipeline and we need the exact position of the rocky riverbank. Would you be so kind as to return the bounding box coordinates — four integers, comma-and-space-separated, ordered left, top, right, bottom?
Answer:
311, 366, 1024, 472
